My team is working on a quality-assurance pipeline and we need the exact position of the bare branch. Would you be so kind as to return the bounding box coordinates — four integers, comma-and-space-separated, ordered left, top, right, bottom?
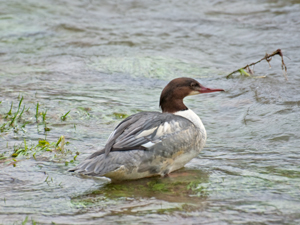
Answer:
226, 49, 288, 80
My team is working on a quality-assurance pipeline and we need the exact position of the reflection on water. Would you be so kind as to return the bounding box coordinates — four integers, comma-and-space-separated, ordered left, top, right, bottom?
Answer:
1, 0, 300, 224
74, 169, 210, 202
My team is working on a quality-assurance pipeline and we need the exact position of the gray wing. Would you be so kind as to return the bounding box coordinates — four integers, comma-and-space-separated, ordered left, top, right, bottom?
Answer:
87, 111, 195, 158
68, 111, 198, 176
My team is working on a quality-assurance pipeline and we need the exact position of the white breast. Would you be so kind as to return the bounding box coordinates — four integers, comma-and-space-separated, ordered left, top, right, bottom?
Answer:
174, 109, 207, 140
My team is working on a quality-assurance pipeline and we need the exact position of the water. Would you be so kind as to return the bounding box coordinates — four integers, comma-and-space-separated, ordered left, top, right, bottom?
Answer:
1, 0, 300, 224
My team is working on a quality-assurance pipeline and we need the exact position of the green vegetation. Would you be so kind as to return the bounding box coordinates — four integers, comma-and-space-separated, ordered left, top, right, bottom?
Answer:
61, 110, 71, 121
0, 97, 78, 167
71, 170, 210, 216
1, 96, 30, 133
35, 102, 39, 122
112, 112, 129, 119
72, 170, 210, 210
21, 216, 28, 225
11, 136, 68, 158
1, 135, 76, 167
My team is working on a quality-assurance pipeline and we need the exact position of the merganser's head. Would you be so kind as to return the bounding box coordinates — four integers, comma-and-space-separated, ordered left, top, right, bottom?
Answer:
160, 77, 224, 113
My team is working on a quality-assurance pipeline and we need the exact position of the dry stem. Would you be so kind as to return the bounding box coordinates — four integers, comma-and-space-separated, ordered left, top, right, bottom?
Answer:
226, 49, 287, 80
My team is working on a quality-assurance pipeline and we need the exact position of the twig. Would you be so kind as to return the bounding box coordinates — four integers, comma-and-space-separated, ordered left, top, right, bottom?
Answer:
226, 49, 288, 80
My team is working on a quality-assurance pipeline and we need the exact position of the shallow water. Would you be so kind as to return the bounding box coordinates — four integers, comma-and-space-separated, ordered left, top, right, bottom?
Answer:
1, 0, 300, 224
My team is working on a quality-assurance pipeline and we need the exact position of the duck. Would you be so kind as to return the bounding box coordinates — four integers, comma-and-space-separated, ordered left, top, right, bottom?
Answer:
69, 77, 224, 181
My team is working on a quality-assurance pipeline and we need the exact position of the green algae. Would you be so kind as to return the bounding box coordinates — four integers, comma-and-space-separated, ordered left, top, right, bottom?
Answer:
263, 166, 300, 179
70, 170, 210, 217
72, 170, 210, 210
112, 112, 129, 119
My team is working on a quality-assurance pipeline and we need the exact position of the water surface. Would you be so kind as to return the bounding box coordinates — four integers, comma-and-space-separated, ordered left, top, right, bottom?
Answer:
1, 0, 300, 224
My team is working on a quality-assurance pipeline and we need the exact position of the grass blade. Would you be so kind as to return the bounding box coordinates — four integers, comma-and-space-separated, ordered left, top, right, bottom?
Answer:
35, 102, 39, 122
61, 110, 70, 121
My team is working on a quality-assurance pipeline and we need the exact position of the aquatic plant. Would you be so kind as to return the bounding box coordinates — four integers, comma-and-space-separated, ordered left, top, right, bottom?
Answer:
61, 110, 71, 121
0, 98, 79, 167
35, 102, 39, 122
8, 136, 73, 165
9, 96, 23, 126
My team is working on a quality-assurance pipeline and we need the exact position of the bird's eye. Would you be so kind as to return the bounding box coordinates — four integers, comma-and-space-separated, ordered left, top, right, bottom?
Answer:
191, 82, 197, 87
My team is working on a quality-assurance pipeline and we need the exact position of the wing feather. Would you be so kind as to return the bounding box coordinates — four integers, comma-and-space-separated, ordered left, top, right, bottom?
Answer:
103, 111, 194, 155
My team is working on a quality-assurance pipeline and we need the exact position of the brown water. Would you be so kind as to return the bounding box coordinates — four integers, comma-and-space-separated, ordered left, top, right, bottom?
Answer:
1, 0, 300, 224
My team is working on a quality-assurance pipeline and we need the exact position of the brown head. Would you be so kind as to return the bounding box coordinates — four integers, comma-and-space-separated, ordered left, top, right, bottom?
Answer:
159, 77, 224, 113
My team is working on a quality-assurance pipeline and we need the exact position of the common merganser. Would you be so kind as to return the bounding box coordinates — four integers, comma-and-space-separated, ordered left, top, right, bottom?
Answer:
69, 77, 224, 181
